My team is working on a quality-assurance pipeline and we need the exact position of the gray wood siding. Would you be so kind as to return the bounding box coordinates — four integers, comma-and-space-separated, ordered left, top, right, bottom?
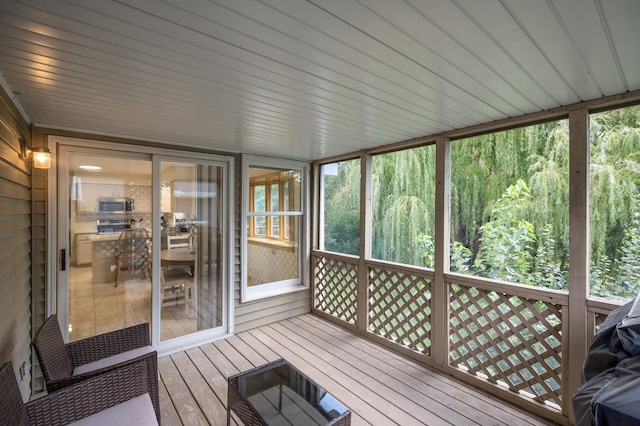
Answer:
0, 86, 32, 401
233, 156, 311, 333
30, 130, 48, 394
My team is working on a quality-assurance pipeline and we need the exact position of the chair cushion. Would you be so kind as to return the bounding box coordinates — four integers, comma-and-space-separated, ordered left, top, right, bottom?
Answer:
73, 346, 154, 376
68, 393, 157, 426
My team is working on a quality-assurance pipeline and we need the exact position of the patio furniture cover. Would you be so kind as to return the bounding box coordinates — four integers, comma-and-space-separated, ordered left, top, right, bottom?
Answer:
573, 294, 640, 425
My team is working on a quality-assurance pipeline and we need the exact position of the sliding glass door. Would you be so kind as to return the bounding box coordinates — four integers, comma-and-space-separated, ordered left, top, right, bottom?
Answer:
156, 159, 228, 346
55, 138, 232, 353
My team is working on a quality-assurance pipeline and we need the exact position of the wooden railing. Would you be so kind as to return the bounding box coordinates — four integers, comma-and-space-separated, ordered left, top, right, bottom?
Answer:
311, 251, 623, 424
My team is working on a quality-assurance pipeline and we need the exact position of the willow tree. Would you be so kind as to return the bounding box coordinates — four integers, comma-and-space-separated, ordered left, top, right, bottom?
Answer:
589, 105, 640, 298
371, 146, 435, 266
450, 119, 569, 271
320, 105, 639, 299
323, 158, 361, 255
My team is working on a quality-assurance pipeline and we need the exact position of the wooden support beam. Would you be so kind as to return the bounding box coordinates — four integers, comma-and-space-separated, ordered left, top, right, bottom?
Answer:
566, 108, 589, 421
432, 137, 451, 367
357, 154, 372, 333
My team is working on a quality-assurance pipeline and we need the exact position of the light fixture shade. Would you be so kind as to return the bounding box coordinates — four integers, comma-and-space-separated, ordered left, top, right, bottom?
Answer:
32, 147, 51, 169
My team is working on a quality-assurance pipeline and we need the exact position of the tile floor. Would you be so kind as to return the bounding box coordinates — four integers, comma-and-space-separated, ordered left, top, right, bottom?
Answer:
69, 266, 196, 342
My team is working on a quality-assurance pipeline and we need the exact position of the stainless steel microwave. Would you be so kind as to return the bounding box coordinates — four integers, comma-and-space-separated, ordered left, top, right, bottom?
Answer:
98, 198, 134, 213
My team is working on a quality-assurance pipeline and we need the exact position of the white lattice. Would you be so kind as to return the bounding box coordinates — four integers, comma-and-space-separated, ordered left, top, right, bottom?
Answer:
368, 267, 431, 355
449, 283, 563, 409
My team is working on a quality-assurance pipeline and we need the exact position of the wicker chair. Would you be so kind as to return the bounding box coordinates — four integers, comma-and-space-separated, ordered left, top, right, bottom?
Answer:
0, 360, 157, 425
31, 315, 159, 422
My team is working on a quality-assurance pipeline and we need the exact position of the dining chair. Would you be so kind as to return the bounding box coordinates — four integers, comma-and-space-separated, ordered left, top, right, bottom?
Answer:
160, 226, 180, 250
31, 315, 159, 422
0, 360, 158, 425
162, 235, 193, 307
115, 228, 151, 287
167, 234, 189, 249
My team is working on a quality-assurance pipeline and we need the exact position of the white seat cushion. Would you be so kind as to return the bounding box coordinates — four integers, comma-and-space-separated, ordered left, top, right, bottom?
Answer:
73, 346, 154, 375
69, 393, 157, 426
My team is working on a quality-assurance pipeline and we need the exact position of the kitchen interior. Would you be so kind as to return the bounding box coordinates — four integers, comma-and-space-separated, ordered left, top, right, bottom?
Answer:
68, 154, 200, 342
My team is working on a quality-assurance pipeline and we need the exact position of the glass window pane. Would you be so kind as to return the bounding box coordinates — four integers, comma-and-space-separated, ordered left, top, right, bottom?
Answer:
270, 183, 279, 212
589, 105, 640, 301
68, 154, 152, 342
320, 159, 360, 255
160, 161, 225, 341
283, 181, 290, 212
371, 146, 435, 267
253, 185, 266, 212
254, 216, 266, 236
450, 120, 569, 288
247, 216, 300, 286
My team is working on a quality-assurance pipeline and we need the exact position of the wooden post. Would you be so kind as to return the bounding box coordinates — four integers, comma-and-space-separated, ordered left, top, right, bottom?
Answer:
357, 154, 372, 333
567, 108, 589, 421
432, 137, 451, 367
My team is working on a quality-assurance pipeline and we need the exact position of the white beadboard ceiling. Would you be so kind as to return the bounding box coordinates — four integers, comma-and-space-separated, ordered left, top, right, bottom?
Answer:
0, 0, 639, 161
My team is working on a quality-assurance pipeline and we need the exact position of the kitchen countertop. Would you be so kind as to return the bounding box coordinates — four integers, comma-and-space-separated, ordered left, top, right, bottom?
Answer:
88, 233, 121, 242
88, 231, 152, 242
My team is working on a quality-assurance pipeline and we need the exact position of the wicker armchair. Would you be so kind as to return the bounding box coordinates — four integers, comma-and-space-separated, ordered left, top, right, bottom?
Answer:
0, 360, 157, 425
31, 315, 159, 422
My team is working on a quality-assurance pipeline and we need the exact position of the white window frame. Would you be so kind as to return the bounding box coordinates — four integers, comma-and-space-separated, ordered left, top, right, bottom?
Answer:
242, 155, 310, 302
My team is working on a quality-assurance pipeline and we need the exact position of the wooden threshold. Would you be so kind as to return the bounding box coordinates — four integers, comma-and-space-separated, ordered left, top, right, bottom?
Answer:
158, 314, 557, 425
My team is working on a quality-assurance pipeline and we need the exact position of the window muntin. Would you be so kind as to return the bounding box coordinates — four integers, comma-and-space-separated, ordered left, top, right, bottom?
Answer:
450, 119, 569, 288
589, 105, 640, 301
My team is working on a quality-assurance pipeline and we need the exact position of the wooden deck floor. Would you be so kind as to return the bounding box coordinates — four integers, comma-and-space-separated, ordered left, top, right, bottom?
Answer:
158, 314, 556, 425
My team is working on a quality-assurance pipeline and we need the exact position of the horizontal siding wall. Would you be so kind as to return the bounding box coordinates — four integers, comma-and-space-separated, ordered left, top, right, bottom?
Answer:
0, 86, 32, 401
29, 131, 48, 394
233, 155, 311, 333
234, 289, 311, 333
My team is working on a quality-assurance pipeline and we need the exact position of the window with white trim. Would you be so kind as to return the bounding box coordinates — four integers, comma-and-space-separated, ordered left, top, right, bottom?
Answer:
242, 156, 308, 301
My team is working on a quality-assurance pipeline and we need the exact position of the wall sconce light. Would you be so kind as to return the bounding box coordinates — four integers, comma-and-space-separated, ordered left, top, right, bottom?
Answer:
19, 138, 51, 169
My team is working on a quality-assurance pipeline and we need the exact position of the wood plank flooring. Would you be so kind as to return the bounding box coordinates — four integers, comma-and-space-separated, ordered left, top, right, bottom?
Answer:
159, 314, 557, 425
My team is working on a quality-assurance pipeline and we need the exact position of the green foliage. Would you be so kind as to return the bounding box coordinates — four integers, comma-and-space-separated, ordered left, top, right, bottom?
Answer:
590, 107, 640, 265
532, 225, 567, 290
323, 159, 361, 255
473, 180, 537, 284
614, 212, 640, 295
320, 105, 640, 299
450, 242, 473, 273
416, 233, 435, 268
372, 147, 435, 266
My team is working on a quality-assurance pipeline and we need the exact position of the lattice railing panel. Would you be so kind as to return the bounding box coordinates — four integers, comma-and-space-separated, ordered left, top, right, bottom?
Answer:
368, 267, 432, 355
449, 283, 563, 409
594, 312, 607, 331
313, 255, 358, 324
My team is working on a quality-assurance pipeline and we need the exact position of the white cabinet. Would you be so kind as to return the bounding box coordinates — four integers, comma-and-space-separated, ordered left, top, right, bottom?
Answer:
76, 234, 93, 266
76, 183, 128, 212
171, 181, 195, 214
77, 183, 99, 212
98, 184, 126, 198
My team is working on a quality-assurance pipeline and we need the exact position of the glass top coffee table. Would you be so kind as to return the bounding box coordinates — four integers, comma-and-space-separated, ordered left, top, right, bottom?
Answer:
227, 359, 351, 425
